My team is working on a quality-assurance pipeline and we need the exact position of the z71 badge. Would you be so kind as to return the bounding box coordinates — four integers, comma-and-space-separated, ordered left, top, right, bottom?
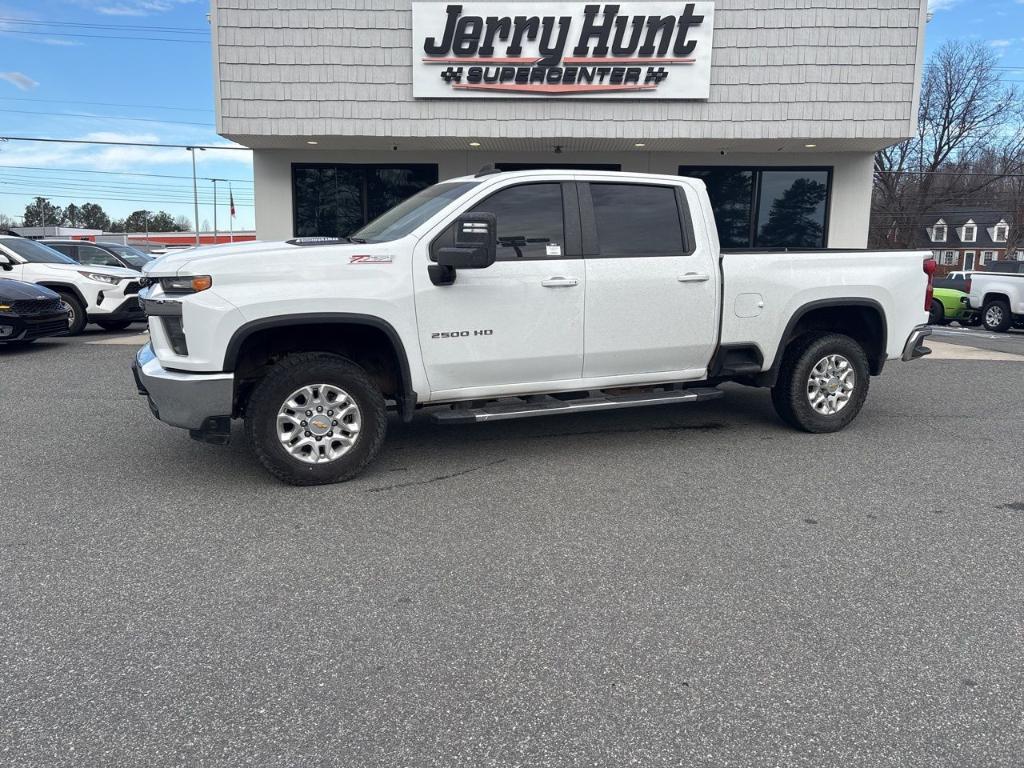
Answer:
349, 254, 394, 264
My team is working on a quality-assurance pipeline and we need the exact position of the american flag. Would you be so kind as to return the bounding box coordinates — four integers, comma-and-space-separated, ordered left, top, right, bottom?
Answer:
229, 187, 236, 219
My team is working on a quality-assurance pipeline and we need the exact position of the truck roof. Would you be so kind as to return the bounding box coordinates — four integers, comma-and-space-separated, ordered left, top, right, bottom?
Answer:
448, 168, 699, 185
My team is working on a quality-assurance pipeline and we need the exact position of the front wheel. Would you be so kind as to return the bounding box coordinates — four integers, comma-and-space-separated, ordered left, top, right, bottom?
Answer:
771, 333, 870, 433
96, 319, 133, 332
928, 300, 945, 326
56, 292, 87, 336
981, 299, 1012, 333
244, 352, 388, 485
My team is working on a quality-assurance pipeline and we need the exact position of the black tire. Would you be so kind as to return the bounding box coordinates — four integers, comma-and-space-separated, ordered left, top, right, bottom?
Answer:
56, 292, 86, 336
96, 319, 133, 332
244, 352, 387, 485
928, 300, 945, 326
771, 333, 870, 434
981, 299, 1012, 333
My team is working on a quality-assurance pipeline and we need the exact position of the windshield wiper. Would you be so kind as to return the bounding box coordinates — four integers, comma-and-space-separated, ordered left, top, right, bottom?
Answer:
346, 236, 367, 244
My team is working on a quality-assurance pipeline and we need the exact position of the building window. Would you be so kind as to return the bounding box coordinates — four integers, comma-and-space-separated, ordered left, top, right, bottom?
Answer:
1017, 250, 1024, 262
292, 164, 438, 237
981, 250, 994, 266
961, 220, 977, 243
942, 250, 957, 266
932, 220, 947, 243
680, 166, 831, 249
993, 221, 1009, 243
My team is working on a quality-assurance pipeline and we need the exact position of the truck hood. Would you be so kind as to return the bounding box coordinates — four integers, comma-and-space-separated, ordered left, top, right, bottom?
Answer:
142, 239, 401, 278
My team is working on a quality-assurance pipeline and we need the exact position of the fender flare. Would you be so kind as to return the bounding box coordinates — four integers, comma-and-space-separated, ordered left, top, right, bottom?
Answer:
761, 298, 888, 386
223, 313, 417, 421
36, 282, 88, 309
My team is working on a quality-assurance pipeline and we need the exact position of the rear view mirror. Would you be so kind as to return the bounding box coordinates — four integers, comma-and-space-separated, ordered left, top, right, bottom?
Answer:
430, 212, 497, 286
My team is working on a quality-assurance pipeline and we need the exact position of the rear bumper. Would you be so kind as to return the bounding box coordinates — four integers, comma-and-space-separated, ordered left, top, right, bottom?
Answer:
132, 343, 234, 430
902, 325, 932, 362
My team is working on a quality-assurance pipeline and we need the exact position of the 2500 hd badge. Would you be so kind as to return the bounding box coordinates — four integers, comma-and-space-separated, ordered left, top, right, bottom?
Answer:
432, 329, 494, 338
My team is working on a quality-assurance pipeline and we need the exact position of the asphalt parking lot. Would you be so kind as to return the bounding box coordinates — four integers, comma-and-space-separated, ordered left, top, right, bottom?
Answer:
2, 326, 1023, 767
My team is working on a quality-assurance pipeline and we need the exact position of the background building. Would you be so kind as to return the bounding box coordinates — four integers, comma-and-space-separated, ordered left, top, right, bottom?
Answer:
211, 0, 929, 247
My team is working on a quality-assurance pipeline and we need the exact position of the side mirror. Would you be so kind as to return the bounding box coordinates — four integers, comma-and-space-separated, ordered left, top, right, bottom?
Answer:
0, 254, 11, 272
430, 212, 497, 286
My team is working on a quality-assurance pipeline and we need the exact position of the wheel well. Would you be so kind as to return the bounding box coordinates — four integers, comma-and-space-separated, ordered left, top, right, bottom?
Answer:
37, 282, 86, 306
762, 302, 887, 385
982, 292, 1010, 306
230, 320, 410, 418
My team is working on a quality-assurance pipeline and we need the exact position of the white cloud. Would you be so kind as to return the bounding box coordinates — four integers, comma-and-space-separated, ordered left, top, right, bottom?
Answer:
928, 0, 963, 10
990, 39, 1013, 48
40, 37, 83, 46
0, 71, 38, 90
91, 0, 197, 17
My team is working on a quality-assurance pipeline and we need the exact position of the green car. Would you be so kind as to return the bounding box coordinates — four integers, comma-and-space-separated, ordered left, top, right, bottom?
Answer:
929, 286, 977, 326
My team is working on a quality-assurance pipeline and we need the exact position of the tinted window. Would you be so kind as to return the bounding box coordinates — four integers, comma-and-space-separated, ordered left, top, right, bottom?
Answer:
683, 168, 753, 248
47, 244, 78, 259
755, 170, 829, 248
293, 164, 438, 238
680, 166, 832, 250
354, 182, 479, 243
590, 183, 684, 256
77, 245, 122, 267
1, 239, 76, 264
472, 183, 565, 260
105, 243, 152, 267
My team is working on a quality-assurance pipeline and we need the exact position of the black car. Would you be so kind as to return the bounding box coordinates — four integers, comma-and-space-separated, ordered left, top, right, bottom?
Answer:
0, 279, 70, 346
42, 240, 153, 271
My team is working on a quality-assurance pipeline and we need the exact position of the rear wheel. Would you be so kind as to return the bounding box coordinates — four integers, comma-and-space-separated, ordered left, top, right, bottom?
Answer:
771, 333, 870, 433
981, 299, 1012, 332
244, 352, 388, 485
56, 292, 86, 336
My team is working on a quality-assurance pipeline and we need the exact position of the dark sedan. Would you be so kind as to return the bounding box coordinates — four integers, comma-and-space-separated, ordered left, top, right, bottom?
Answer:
0, 279, 70, 346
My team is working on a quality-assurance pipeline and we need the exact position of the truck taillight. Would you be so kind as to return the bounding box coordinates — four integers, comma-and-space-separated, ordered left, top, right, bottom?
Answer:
964, 278, 972, 293
923, 258, 936, 311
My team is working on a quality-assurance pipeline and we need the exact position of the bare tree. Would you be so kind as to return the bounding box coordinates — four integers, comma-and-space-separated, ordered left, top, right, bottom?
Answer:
872, 41, 1024, 248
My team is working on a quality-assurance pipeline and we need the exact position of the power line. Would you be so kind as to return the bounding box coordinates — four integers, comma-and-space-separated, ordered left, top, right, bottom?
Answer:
0, 136, 249, 150
0, 108, 213, 128
3, 96, 213, 114
0, 190, 253, 207
1, 29, 209, 43
0, 164, 252, 184
0, 16, 208, 33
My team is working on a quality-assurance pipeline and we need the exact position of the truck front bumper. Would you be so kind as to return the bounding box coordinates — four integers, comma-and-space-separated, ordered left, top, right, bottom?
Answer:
132, 343, 234, 431
901, 325, 932, 362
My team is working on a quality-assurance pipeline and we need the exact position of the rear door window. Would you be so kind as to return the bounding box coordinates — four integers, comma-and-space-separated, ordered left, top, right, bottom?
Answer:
589, 183, 685, 257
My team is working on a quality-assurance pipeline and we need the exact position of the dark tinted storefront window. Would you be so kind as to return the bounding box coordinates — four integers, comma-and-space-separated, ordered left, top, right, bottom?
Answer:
292, 164, 438, 237
680, 166, 831, 249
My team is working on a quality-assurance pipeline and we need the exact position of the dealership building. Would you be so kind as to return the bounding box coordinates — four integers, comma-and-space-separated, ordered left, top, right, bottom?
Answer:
211, 0, 927, 248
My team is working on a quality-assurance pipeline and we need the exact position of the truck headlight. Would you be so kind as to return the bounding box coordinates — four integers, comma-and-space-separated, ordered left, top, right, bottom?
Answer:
78, 271, 121, 285
160, 275, 213, 294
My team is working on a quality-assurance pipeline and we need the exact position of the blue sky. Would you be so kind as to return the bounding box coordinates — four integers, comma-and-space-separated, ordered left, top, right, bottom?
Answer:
0, 0, 1022, 233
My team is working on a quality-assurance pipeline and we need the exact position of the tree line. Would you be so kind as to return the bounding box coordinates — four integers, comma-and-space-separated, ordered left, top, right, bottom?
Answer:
872, 40, 1024, 256
16, 197, 192, 233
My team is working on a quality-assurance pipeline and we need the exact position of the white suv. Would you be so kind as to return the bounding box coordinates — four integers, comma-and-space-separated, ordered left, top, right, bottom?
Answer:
0, 236, 144, 334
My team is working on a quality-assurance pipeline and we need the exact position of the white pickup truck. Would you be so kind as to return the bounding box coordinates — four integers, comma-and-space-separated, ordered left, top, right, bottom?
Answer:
133, 169, 934, 485
967, 271, 1024, 332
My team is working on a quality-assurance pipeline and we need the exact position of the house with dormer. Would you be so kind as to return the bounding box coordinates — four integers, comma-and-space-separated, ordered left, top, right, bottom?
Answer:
919, 210, 1021, 273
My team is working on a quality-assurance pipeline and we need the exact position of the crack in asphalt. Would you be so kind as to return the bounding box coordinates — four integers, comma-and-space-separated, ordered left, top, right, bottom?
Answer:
366, 459, 508, 493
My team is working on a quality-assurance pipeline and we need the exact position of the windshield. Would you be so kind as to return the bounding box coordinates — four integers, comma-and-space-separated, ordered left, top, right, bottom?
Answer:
2, 238, 76, 264
351, 181, 480, 243
103, 243, 152, 268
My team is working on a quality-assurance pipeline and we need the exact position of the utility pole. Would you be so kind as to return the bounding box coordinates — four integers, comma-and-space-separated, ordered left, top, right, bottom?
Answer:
186, 146, 205, 246
209, 178, 226, 243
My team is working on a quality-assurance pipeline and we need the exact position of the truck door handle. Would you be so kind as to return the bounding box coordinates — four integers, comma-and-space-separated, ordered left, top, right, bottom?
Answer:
541, 277, 579, 288
678, 272, 710, 283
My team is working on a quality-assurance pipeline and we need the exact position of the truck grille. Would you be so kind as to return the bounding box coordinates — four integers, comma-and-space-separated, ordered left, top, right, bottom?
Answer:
11, 297, 64, 315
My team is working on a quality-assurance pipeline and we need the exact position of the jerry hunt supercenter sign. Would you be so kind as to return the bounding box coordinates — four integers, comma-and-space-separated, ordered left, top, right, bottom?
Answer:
411, 2, 715, 98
